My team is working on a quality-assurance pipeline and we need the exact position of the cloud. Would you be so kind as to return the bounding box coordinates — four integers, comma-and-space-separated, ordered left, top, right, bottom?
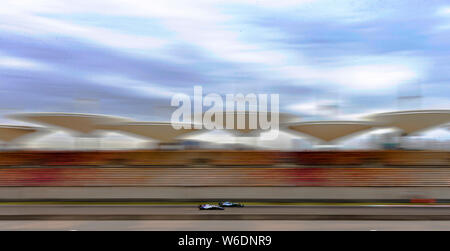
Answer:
0, 55, 49, 70
276, 54, 425, 93
0, 11, 167, 51
88, 74, 177, 98
0, 0, 448, 125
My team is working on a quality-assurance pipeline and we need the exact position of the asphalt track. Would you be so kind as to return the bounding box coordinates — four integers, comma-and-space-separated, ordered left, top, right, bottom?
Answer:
3, 220, 450, 230
1, 204, 450, 220
1, 204, 450, 230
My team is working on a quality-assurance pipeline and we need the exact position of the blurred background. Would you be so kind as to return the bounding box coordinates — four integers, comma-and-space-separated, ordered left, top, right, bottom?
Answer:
0, 0, 450, 230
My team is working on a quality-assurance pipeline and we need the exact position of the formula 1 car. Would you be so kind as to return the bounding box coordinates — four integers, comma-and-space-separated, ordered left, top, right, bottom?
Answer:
219, 201, 244, 207
198, 204, 225, 210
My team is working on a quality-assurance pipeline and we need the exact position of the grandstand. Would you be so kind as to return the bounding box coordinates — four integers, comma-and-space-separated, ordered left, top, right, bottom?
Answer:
0, 110, 447, 198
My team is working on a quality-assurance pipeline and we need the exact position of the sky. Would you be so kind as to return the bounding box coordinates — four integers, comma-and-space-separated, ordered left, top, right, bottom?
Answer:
0, 0, 450, 147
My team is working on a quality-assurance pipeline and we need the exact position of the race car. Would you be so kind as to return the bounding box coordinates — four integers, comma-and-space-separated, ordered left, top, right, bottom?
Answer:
198, 204, 225, 210
219, 201, 244, 207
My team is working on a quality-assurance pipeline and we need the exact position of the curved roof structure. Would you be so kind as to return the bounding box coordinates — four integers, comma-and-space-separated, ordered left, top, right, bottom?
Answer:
0, 125, 47, 143
7, 113, 131, 137
287, 121, 377, 142
97, 122, 202, 143
199, 111, 300, 136
366, 110, 450, 135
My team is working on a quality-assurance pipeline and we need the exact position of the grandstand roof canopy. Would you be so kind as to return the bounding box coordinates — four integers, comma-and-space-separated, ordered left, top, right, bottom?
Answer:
366, 110, 450, 135
198, 111, 300, 135
97, 122, 202, 143
7, 113, 131, 136
287, 121, 377, 142
0, 125, 46, 142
